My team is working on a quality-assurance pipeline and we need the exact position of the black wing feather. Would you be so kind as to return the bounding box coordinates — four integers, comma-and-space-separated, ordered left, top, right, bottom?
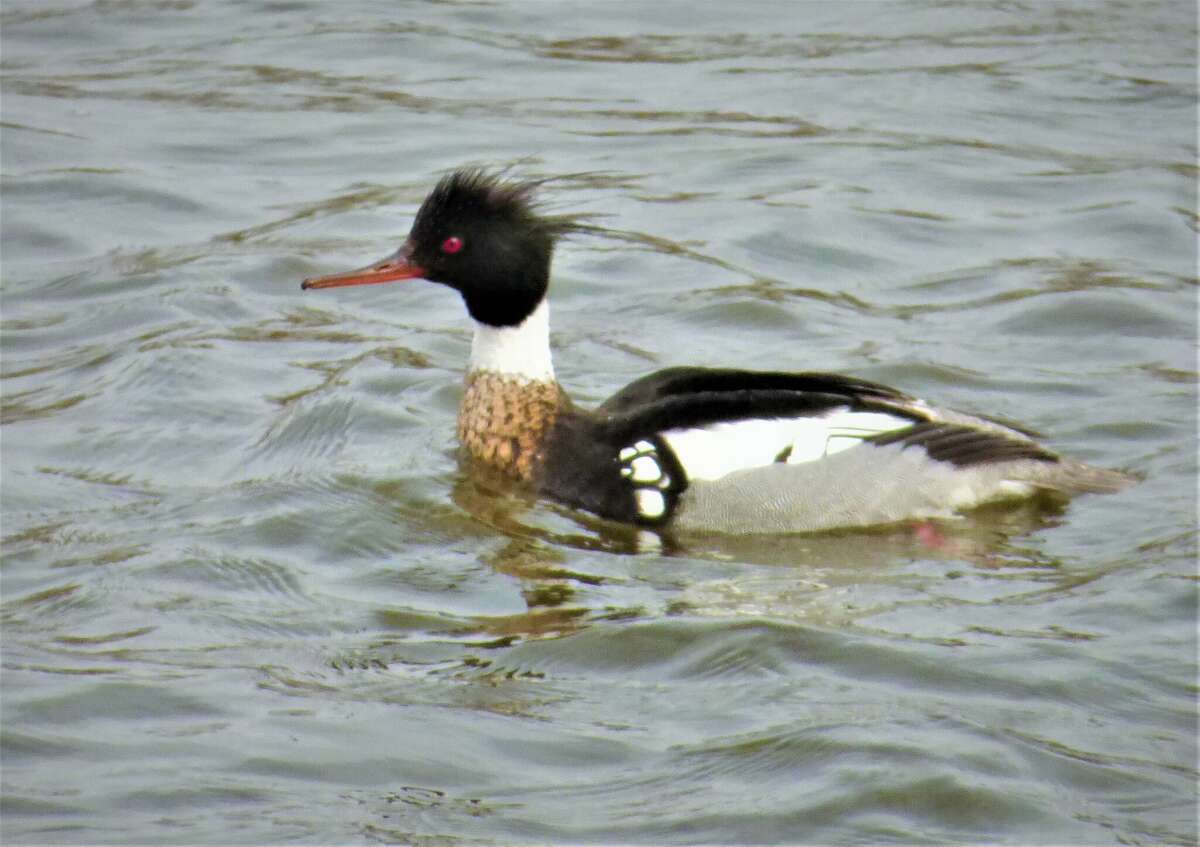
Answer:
596, 367, 923, 443
866, 422, 1058, 468
598, 366, 910, 414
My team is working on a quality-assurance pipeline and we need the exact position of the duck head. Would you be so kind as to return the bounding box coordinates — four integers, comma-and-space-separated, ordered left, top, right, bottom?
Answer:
302, 168, 577, 328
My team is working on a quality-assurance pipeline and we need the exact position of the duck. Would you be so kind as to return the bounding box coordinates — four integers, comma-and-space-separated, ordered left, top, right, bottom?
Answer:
301, 168, 1133, 534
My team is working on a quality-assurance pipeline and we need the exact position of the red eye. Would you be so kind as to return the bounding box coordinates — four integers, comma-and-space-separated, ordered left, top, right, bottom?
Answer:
440, 236, 463, 254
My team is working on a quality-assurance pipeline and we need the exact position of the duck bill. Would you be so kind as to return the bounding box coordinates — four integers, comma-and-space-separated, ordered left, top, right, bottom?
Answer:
301, 246, 425, 290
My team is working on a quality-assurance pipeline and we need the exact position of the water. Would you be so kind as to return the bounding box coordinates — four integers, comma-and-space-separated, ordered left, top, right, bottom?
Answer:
2, 1, 1196, 844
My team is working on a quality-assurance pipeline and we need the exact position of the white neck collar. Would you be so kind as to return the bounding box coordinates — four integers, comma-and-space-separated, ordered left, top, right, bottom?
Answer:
468, 299, 555, 382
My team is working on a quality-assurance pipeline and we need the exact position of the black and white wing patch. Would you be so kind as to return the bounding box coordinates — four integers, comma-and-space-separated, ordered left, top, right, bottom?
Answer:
537, 413, 688, 527
615, 436, 686, 524
593, 366, 937, 488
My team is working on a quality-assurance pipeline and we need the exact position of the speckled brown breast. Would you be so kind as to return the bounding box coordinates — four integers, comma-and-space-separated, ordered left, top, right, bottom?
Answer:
457, 370, 570, 482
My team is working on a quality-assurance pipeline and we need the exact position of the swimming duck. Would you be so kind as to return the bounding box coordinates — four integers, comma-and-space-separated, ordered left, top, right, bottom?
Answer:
301, 168, 1132, 534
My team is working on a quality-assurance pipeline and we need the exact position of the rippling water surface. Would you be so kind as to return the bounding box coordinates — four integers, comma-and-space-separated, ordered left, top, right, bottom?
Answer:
2, 1, 1197, 844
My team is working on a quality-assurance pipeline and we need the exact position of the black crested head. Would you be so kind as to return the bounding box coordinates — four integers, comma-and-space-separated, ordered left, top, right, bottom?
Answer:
405, 168, 578, 327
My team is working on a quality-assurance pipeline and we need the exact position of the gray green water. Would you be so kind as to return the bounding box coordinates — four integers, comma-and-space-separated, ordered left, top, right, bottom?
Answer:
2, 1, 1197, 844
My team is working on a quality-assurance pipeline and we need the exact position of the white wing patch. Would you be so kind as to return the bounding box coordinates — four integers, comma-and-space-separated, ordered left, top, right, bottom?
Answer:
634, 489, 667, 519
661, 409, 914, 482
788, 411, 916, 463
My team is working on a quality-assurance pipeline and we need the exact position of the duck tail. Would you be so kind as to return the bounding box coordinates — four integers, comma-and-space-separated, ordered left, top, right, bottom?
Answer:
1028, 460, 1140, 495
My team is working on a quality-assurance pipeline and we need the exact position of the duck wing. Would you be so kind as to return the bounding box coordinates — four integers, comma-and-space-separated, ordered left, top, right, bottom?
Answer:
596, 367, 938, 484
541, 367, 1027, 525
539, 367, 1129, 530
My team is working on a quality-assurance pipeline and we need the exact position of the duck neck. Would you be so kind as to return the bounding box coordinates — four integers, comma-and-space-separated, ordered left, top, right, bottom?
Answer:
468, 299, 555, 384
459, 299, 567, 481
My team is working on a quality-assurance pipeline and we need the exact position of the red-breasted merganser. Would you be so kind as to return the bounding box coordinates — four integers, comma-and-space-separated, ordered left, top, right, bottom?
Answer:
301, 168, 1134, 534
